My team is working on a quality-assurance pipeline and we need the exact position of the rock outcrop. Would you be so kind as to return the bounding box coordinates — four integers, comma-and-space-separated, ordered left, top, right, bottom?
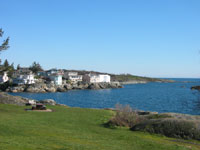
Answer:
57, 87, 67, 92
0, 92, 29, 106
0, 92, 59, 106
191, 86, 200, 90
1, 81, 122, 93
39, 99, 57, 105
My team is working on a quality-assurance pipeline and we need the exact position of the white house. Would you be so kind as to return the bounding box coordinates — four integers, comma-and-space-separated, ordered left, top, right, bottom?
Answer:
49, 73, 62, 85
0, 72, 9, 83
83, 74, 110, 83
13, 73, 36, 85
65, 72, 82, 82
99, 74, 111, 83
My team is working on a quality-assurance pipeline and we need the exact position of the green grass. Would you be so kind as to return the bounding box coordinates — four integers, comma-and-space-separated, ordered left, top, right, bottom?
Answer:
0, 104, 200, 150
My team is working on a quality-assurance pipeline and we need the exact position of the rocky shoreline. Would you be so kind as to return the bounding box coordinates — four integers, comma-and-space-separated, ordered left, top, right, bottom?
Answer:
191, 85, 200, 91
0, 82, 122, 93
119, 79, 175, 85
120, 80, 148, 84
0, 92, 63, 106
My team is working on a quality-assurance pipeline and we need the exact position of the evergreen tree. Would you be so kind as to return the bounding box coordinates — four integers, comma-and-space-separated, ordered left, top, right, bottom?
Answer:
10, 63, 14, 70
17, 64, 20, 70
7, 62, 14, 77
3, 59, 9, 68
29, 61, 43, 73
0, 28, 9, 51
0, 29, 9, 72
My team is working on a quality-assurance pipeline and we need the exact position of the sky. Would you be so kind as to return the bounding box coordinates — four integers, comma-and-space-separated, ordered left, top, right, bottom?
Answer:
0, 0, 200, 78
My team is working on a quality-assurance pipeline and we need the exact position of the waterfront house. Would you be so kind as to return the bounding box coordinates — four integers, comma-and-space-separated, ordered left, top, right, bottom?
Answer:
46, 69, 64, 76
46, 68, 58, 76
99, 74, 111, 83
37, 71, 47, 77
17, 67, 32, 75
13, 72, 36, 85
83, 74, 110, 83
49, 73, 63, 85
64, 72, 82, 82
0, 72, 9, 83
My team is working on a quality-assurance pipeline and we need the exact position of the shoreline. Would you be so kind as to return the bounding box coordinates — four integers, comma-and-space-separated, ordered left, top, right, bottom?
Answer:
2, 92, 199, 116
0, 78, 177, 93
1, 82, 123, 93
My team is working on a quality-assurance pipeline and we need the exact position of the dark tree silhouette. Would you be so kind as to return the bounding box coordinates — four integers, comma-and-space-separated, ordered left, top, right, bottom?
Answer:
17, 64, 20, 70
29, 61, 43, 73
0, 28, 9, 51
3, 59, 9, 67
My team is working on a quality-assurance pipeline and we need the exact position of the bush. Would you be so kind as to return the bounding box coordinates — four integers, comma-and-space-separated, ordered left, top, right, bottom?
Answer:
131, 119, 200, 140
106, 104, 145, 128
146, 114, 171, 120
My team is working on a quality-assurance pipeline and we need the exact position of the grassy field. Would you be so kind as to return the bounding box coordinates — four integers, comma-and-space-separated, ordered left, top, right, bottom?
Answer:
0, 104, 200, 150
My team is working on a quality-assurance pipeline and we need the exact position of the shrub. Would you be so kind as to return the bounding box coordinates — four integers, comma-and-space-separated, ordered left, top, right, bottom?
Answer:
146, 114, 171, 120
106, 104, 145, 128
131, 118, 200, 140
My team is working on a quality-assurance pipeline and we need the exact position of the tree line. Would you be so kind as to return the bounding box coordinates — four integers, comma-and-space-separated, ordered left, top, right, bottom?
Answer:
0, 28, 43, 76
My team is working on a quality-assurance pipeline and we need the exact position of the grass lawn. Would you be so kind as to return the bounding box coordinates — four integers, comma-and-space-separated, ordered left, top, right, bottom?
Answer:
0, 104, 200, 150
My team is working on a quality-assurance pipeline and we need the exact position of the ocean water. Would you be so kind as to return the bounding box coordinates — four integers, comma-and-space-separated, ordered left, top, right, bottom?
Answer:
10, 78, 200, 115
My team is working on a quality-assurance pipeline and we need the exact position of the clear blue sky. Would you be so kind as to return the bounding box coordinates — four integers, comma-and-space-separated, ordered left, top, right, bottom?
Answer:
1, 0, 200, 78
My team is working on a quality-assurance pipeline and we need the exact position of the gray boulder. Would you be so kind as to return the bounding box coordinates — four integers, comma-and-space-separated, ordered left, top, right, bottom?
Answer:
98, 83, 107, 89
39, 99, 56, 105
45, 87, 56, 92
8, 86, 25, 93
25, 86, 46, 93
57, 87, 67, 92
88, 83, 101, 90
64, 84, 73, 90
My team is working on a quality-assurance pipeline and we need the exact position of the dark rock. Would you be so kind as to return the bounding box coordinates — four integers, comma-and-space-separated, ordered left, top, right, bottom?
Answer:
191, 86, 200, 90
57, 87, 67, 92
88, 83, 101, 89
45, 87, 56, 92
98, 83, 106, 89
64, 84, 73, 90
137, 111, 158, 115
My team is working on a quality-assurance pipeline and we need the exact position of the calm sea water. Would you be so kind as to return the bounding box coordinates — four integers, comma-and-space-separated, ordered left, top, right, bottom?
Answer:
10, 78, 200, 115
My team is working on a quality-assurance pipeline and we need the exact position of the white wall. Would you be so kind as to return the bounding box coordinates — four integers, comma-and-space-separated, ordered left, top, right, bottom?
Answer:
69, 75, 82, 82
52, 75, 62, 85
99, 75, 110, 83
84, 74, 111, 83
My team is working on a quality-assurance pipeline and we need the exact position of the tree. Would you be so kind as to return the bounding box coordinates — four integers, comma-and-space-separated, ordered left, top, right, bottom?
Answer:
0, 29, 9, 71
17, 64, 20, 70
0, 59, 14, 77
0, 28, 9, 51
29, 61, 43, 73
10, 63, 14, 70
3, 59, 9, 68
7, 62, 15, 77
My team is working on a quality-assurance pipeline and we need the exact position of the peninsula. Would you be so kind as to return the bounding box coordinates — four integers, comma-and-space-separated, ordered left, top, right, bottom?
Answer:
0, 65, 173, 93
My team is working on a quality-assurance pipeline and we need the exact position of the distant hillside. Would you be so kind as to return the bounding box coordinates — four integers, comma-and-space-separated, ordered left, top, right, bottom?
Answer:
110, 74, 173, 83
